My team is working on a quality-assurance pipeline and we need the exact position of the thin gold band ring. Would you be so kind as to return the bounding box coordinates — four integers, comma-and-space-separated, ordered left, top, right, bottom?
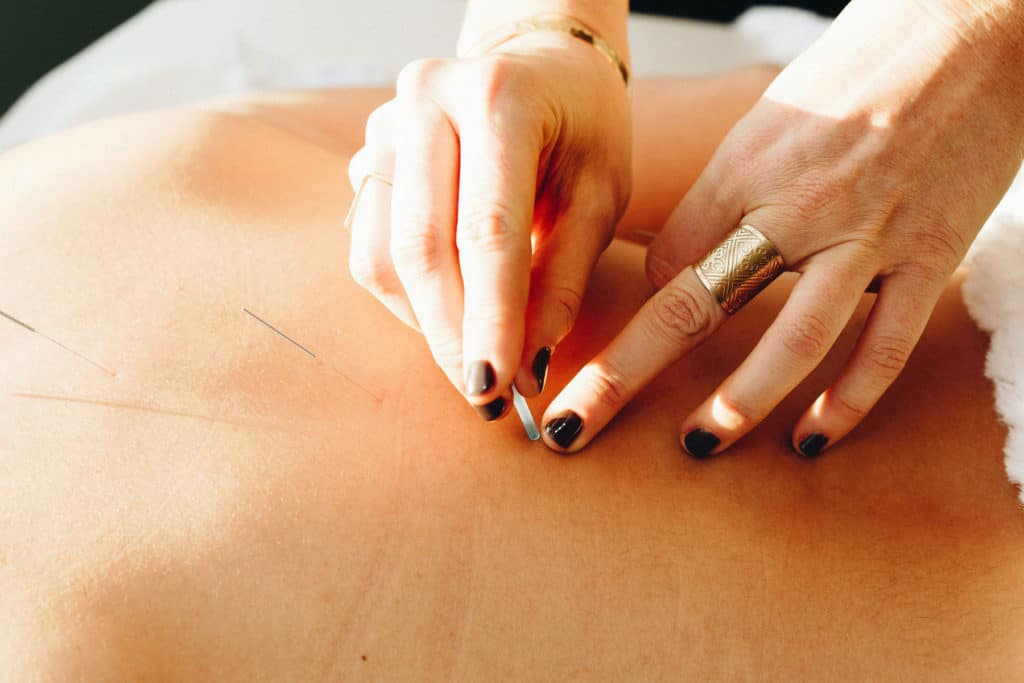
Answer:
343, 172, 394, 232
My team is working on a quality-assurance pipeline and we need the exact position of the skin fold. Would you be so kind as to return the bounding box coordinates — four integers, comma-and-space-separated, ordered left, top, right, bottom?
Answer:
0, 79, 1022, 680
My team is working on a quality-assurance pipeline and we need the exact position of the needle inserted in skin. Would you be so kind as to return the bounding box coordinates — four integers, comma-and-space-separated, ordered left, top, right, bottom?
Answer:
511, 384, 541, 441
0, 309, 35, 334
242, 307, 383, 404
243, 307, 317, 358
0, 308, 116, 377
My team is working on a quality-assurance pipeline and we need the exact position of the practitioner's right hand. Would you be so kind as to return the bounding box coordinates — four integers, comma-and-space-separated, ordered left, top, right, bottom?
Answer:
346, 25, 632, 420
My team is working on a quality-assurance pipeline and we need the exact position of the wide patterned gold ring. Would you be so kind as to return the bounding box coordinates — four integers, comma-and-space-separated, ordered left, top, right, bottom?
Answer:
343, 172, 394, 232
694, 224, 785, 315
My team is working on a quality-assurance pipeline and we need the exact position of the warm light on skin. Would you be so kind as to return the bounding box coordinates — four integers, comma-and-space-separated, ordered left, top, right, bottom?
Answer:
869, 109, 895, 129
810, 392, 828, 419
710, 394, 746, 431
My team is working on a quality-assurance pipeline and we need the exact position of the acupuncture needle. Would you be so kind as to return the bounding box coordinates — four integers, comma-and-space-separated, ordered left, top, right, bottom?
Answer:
0, 308, 116, 377
242, 307, 384, 404
511, 384, 541, 441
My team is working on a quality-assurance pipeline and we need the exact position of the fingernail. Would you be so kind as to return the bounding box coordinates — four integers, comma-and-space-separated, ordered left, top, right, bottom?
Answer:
544, 410, 583, 450
474, 396, 508, 422
465, 361, 495, 396
797, 433, 828, 458
531, 347, 552, 393
683, 428, 720, 459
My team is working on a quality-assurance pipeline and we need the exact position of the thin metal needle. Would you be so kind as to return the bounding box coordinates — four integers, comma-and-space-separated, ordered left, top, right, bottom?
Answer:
511, 384, 541, 441
0, 308, 116, 377
242, 307, 383, 404
242, 308, 317, 358
0, 309, 35, 333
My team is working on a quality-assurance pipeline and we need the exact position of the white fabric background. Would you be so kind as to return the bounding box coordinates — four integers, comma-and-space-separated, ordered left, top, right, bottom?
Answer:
2, 0, 1022, 503
0, 1, 828, 150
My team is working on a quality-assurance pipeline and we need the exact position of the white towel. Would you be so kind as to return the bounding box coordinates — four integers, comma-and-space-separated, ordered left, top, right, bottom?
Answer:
962, 173, 1024, 504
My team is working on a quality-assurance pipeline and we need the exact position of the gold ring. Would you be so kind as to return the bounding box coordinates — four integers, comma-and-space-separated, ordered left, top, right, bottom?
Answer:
343, 172, 394, 232
694, 224, 785, 314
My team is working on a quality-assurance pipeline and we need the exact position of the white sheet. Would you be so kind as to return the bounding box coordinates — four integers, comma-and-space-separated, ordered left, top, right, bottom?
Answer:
2, 1, 1022, 503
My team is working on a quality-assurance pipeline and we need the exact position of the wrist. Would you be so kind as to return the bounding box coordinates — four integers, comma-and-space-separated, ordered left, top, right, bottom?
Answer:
928, 0, 1024, 148
458, 1, 629, 67
917, 0, 1024, 76
461, 15, 631, 86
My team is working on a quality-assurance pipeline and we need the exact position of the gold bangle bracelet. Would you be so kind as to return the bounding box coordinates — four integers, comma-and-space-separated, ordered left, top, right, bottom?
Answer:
463, 14, 630, 86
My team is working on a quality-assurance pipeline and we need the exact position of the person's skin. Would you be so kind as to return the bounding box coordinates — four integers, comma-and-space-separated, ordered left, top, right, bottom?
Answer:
349, 0, 1024, 461
2, 77, 1024, 680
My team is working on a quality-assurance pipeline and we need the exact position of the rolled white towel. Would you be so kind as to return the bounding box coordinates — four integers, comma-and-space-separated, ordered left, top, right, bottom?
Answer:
962, 171, 1024, 504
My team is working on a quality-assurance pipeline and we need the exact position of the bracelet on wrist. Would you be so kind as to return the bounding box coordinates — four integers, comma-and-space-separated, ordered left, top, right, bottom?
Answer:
462, 13, 630, 86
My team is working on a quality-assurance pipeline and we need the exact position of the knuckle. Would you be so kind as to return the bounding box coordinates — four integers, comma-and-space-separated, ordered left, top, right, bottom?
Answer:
908, 218, 965, 268
390, 227, 446, 276
890, 213, 964, 287
778, 311, 833, 361
842, 236, 885, 270
349, 255, 396, 296
456, 208, 520, 254
718, 128, 764, 176
475, 56, 520, 103
364, 103, 395, 146
894, 259, 946, 286
648, 281, 712, 346
864, 334, 914, 381
396, 58, 444, 96
585, 362, 632, 412
790, 173, 846, 223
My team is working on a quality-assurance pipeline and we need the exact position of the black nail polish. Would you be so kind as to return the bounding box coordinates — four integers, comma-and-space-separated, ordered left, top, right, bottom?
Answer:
465, 361, 495, 396
798, 433, 829, 458
683, 428, 720, 459
532, 347, 552, 393
474, 396, 508, 422
544, 411, 583, 450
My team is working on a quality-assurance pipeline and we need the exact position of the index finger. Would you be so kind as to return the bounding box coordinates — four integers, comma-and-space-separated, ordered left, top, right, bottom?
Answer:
540, 266, 728, 452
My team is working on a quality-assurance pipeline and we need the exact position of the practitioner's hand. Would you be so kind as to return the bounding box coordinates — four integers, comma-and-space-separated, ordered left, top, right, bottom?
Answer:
540, 0, 1024, 456
346, 22, 631, 420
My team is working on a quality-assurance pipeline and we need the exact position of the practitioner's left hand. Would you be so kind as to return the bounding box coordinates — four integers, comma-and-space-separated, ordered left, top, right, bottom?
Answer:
540, 0, 1024, 457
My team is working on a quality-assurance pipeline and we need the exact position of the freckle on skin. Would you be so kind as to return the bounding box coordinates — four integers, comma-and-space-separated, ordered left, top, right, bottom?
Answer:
361, 654, 367, 661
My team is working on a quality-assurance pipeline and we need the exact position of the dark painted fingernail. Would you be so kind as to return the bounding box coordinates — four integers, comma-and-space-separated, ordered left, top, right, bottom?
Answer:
683, 428, 720, 459
544, 410, 583, 450
532, 347, 552, 393
465, 361, 495, 396
797, 433, 828, 458
474, 396, 508, 422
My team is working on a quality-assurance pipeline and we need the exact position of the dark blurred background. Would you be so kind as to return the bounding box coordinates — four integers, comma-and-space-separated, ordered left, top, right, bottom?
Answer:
0, 0, 848, 117
1, 1, 153, 116
632, 0, 847, 21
